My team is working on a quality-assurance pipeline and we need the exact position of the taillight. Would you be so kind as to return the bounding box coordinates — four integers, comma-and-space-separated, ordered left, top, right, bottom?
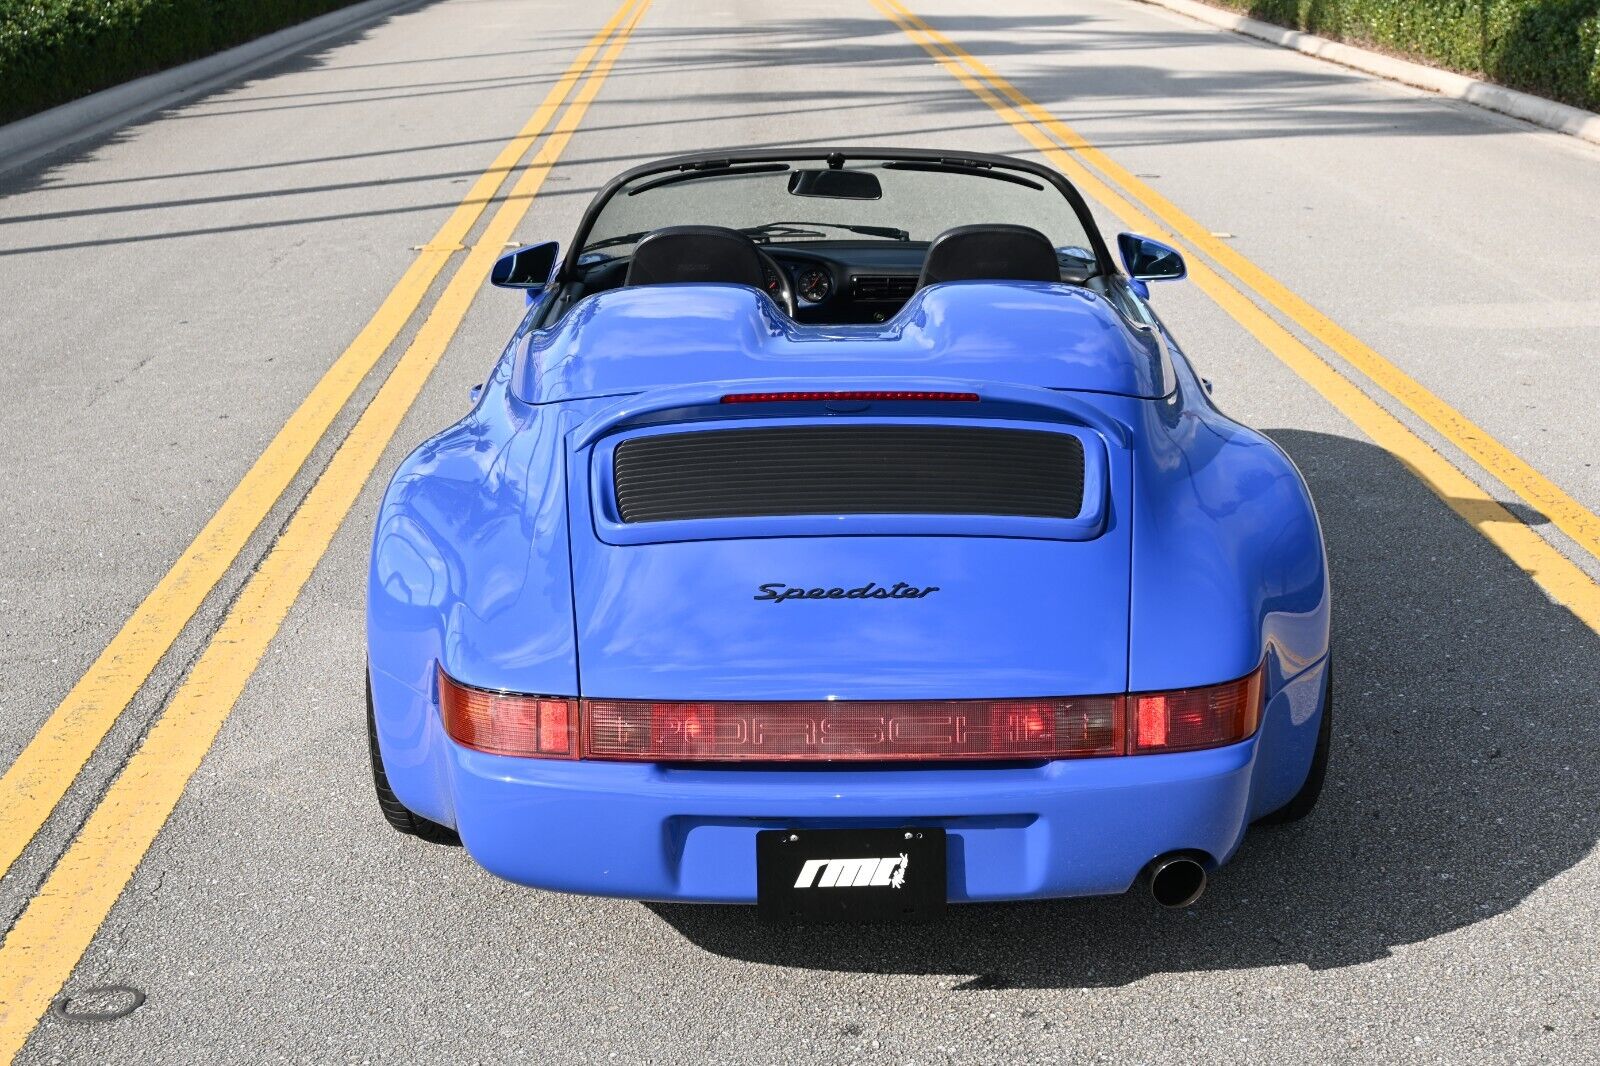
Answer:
581, 695, 1123, 762
719, 390, 979, 403
438, 668, 577, 759
1128, 667, 1263, 754
435, 665, 1263, 762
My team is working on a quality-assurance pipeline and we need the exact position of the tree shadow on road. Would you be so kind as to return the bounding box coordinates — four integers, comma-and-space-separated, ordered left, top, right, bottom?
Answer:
0, 0, 532, 197
2, 3, 1509, 220
651, 427, 1600, 987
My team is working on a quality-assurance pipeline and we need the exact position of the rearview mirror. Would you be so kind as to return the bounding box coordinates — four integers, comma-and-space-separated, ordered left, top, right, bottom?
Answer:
787, 169, 882, 200
490, 241, 559, 289
1117, 233, 1185, 282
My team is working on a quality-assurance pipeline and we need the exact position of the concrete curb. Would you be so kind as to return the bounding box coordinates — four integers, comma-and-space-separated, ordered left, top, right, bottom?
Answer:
1134, 0, 1600, 147
0, 0, 424, 177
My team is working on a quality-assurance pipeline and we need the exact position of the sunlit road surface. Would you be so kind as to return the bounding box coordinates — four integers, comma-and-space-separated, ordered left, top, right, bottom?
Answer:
0, 0, 1597, 1061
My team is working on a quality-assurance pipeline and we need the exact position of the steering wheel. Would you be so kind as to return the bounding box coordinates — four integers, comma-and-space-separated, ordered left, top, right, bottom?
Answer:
756, 249, 797, 318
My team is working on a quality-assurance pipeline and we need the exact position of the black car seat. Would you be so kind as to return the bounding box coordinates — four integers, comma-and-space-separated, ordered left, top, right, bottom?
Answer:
623, 225, 767, 289
916, 223, 1061, 289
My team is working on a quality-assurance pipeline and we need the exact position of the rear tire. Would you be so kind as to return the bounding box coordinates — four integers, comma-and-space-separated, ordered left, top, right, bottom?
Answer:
1257, 661, 1333, 825
367, 673, 460, 845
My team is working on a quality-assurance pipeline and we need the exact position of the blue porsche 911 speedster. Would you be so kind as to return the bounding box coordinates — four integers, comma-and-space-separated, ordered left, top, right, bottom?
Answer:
365, 147, 1331, 921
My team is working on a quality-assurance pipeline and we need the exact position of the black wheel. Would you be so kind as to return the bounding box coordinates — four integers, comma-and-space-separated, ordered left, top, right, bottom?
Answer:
1257, 661, 1333, 825
367, 673, 460, 845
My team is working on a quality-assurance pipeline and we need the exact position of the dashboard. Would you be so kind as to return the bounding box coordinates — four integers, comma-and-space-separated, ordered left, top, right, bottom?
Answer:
760, 242, 931, 324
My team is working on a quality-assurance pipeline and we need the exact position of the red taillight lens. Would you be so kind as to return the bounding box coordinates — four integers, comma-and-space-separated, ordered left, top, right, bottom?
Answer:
720, 390, 979, 404
1128, 667, 1263, 754
438, 668, 577, 759
437, 667, 1264, 762
581, 696, 1124, 762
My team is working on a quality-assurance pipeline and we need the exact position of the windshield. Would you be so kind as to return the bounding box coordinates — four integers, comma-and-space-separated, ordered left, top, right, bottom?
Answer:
577, 155, 1102, 266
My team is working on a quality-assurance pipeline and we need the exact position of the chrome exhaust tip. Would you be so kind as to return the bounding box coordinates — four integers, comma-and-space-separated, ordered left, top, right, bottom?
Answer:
1147, 854, 1208, 908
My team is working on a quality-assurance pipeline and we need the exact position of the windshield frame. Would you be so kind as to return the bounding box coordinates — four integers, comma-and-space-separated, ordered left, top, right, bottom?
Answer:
557, 146, 1115, 283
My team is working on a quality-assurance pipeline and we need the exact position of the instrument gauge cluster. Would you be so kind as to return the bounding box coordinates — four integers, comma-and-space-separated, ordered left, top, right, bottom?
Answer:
796, 267, 833, 304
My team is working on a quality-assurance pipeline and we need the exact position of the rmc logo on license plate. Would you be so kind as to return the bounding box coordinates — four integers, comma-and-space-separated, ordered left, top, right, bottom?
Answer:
793, 854, 909, 889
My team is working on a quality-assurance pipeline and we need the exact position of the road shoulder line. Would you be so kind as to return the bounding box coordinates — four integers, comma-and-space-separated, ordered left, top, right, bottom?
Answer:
1132, 0, 1600, 147
0, 0, 641, 893
0, 3, 652, 1057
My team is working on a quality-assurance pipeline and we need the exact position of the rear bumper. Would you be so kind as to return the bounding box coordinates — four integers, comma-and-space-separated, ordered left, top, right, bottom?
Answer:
446, 735, 1260, 903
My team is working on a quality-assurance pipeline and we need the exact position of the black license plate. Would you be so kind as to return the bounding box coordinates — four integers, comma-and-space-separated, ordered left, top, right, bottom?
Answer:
756, 827, 947, 924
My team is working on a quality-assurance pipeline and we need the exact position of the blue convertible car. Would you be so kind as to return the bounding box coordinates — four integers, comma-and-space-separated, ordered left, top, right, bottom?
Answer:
366, 148, 1331, 920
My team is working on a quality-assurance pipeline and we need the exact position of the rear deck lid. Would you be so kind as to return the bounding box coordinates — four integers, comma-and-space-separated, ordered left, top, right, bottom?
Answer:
565, 396, 1131, 701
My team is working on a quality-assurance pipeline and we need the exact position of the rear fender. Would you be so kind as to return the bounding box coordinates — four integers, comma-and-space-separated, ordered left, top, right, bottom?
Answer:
1126, 375, 1328, 691
366, 356, 582, 824
1125, 364, 1330, 808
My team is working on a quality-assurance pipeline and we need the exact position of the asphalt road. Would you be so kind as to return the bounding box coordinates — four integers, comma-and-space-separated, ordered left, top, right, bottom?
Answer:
1, 0, 1598, 1062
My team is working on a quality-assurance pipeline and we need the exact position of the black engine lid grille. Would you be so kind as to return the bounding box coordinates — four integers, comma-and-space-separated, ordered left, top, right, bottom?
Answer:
613, 424, 1085, 523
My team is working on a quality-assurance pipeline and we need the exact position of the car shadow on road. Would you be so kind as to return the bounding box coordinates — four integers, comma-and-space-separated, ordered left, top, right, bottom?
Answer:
649, 428, 1600, 987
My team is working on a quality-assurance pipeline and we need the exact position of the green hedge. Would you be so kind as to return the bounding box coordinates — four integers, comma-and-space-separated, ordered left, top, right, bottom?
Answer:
1208, 0, 1600, 111
0, 0, 370, 125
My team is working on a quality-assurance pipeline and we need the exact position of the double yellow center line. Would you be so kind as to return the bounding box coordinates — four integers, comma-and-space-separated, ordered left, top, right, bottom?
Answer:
0, 0, 640, 884
872, 0, 1600, 636
0, 1, 650, 1057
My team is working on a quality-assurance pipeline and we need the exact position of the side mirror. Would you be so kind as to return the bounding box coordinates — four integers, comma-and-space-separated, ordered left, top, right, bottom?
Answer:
490, 241, 559, 290
1117, 233, 1186, 282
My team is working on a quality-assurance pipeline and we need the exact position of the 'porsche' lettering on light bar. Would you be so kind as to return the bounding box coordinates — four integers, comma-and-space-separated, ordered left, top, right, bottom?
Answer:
582, 697, 1123, 761
439, 667, 1263, 763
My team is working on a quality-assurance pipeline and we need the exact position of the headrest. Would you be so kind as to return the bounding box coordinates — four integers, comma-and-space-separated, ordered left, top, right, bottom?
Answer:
623, 225, 767, 290
917, 223, 1061, 289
